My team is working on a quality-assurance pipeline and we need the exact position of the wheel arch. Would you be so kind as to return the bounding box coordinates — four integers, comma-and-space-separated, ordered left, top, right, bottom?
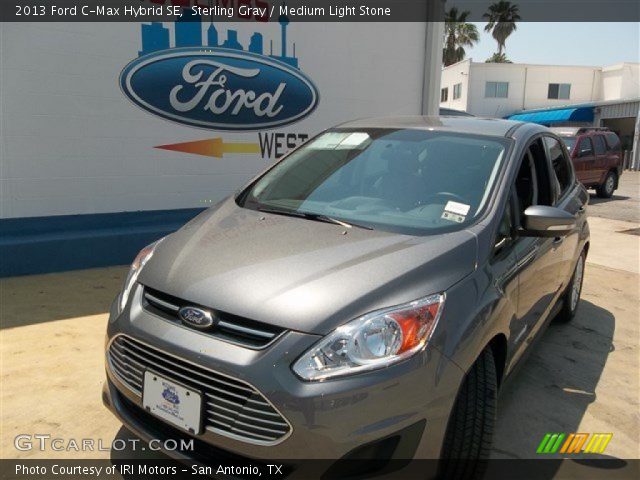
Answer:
487, 334, 507, 389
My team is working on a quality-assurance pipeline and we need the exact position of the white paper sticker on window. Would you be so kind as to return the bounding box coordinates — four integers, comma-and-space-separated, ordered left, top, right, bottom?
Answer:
444, 201, 471, 216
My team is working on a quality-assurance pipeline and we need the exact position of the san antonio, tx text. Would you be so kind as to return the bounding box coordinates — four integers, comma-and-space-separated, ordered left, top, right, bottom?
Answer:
16, 464, 284, 477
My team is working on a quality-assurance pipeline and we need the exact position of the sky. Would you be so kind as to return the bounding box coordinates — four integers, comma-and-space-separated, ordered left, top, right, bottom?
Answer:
464, 23, 640, 66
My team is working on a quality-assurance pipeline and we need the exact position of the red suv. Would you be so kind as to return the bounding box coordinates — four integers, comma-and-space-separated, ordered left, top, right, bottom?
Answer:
551, 127, 623, 198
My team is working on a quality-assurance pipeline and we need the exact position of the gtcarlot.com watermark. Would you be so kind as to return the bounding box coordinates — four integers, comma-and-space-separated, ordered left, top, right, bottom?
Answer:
14, 434, 194, 452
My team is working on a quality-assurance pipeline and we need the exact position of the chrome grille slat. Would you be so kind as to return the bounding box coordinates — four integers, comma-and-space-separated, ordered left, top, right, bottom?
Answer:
141, 286, 286, 349
216, 320, 275, 339
108, 358, 143, 390
226, 417, 289, 435
206, 425, 276, 442
144, 292, 180, 311
204, 393, 260, 411
109, 352, 144, 377
107, 335, 291, 444
206, 407, 289, 428
120, 339, 255, 394
206, 415, 288, 436
119, 346, 258, 403
207, 403, 285, 422
204, 391, 270, 406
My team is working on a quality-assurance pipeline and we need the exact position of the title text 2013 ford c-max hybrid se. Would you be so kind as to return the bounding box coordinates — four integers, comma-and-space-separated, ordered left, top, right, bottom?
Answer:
103, 117, 589, 478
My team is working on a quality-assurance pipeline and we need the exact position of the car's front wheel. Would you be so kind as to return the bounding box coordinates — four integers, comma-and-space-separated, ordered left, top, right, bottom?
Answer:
596, 171, 617, 198
439, 347, 497, 480
556, 250, 586, 322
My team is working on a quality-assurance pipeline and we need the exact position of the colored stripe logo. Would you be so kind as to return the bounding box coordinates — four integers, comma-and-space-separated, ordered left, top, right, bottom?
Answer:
537, 433, 612, 454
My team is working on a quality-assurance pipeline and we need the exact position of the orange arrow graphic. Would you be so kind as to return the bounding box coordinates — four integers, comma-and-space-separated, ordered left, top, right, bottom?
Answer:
155, 138, 260, 158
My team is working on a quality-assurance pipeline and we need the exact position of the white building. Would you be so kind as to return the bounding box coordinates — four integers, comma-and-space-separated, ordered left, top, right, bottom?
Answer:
440, 60, 640, 162
440, 59, 639, 118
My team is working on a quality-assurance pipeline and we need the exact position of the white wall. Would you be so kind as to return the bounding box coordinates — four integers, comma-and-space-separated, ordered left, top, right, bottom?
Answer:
440, 58, 470, 112
521, 65, 600, 110
466, 63, 527, 117
439, 60, 633, 118
0, 22, 427, 219
602, 63, 640, 100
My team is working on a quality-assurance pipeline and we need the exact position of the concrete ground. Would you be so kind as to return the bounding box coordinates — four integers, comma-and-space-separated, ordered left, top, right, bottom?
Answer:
588, 170, 640, 224
1, 174, 639, 471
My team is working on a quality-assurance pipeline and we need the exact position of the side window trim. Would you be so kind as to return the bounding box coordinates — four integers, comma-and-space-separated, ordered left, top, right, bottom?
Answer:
543, 134, 574, 204
492, 189, 518, 258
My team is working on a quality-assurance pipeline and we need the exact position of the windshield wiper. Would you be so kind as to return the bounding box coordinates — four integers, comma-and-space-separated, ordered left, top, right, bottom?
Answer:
256, 205, 374, 230
256, 205, 307, 218
301, 212, 374, 231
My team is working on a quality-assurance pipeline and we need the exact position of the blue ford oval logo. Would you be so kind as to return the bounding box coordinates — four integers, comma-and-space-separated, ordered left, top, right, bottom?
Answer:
178, 306, 215, 330
120, 48, 319, 131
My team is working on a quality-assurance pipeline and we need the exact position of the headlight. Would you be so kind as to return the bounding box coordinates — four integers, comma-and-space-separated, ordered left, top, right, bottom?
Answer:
117, 238, 163, 314
292, 293, 445, 381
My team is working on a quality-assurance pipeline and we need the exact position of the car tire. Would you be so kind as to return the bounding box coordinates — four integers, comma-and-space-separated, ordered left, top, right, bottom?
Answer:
439, 348, 497, 480
556, 250, 586, 323
596, 171, 616, 198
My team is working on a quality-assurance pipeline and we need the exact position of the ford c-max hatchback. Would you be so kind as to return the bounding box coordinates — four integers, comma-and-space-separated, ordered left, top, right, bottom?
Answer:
104, 117, 589, 479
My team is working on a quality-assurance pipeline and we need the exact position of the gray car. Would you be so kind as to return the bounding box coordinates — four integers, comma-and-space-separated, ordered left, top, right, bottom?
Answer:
103, 116, 589, 478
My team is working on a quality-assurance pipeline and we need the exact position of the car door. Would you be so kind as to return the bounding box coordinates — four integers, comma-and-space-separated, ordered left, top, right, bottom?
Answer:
574, 137, 596, 185
508, 138, 566, 367
591, 134, 609, 184
543, 135, 585, 283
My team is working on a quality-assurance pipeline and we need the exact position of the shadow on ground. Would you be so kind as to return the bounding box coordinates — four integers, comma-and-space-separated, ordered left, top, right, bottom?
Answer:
588, 194, 630, 205
0, 266, 127, 328
490, 299, 619, 478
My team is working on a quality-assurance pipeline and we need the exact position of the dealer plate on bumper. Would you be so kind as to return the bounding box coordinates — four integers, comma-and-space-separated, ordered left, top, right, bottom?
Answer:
142, 371, 202, 434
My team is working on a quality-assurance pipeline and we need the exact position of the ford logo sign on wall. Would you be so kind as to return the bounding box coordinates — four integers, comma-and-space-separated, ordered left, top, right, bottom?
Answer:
178, 306, 216, 330
120, 48, 319, 131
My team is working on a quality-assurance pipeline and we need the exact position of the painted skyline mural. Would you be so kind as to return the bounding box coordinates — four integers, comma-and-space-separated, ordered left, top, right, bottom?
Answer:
139, 8, 299, 68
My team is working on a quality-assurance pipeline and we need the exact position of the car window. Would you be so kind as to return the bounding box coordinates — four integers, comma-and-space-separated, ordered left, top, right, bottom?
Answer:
593, 135, 607, 155
514, 139, 553, 224
544, 136, 573, 198
239, 129, 510, 235
605, 132, 621, 151
561, 136, 577, 153
577, 137, 593, 157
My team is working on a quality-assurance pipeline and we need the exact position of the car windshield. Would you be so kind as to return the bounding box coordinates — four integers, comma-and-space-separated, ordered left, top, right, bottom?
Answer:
561, 136, 577, 152
238, 128, 509, 235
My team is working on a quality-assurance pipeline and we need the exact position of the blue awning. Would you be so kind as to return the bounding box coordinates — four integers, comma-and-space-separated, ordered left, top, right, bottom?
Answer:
507, 107, 594, 125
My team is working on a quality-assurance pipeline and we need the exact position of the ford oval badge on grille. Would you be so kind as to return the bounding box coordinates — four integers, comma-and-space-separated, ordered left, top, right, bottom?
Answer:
178, 306, 215, 330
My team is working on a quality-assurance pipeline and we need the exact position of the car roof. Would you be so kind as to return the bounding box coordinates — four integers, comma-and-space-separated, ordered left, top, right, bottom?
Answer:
550, 126, 612, 137
335, 115, 527, 138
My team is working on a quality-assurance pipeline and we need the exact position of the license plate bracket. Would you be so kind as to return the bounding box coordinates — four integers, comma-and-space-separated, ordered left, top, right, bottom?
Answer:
142, 370, 202, 435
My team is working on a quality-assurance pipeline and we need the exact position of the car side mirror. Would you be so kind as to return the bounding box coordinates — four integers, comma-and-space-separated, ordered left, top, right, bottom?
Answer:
520, 206, 576, 237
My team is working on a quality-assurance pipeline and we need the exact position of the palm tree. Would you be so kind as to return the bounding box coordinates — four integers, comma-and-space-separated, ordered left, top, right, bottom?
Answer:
483, 1, 521, 57
485, 52, 512, 63
443, 7, 479, 67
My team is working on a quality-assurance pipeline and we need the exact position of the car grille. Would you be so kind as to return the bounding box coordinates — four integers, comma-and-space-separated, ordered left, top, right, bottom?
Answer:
142, 286, 285, 349
107, 335, 292, 444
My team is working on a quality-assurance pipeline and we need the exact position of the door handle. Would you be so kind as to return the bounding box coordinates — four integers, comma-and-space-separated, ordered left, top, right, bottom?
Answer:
553, 237, 564, 245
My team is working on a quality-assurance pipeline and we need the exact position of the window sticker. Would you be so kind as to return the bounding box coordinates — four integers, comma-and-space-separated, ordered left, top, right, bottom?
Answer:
441, 211, 465, 223
444, 201, 471, 216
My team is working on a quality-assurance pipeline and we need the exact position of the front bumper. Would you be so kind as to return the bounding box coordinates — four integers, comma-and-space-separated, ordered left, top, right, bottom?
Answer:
103, 285, 464, 462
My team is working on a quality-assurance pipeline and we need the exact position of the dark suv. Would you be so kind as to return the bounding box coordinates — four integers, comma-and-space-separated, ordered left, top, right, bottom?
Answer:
551, 127, 622, 198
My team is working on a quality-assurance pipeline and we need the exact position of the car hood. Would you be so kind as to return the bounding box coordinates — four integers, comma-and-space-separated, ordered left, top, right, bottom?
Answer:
140, 199, 478, 335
